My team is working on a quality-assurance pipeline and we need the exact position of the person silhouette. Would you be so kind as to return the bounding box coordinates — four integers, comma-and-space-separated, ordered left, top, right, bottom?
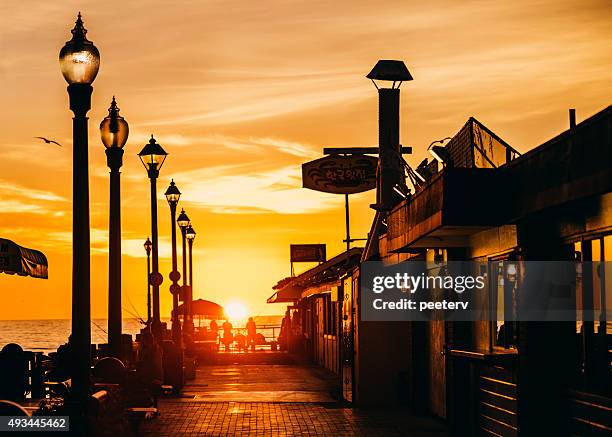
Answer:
210, 319, 219, 340
0, 344, 28, 401
221, 320, 233, 352
246, 317, 257, 352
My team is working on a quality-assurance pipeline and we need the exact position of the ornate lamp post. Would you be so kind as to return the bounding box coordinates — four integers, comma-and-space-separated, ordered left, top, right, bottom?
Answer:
164, 180, 182, 345
59, 12, 99, 409
100, 97, 129, 358
185, 224, 196, 336
177, 209, 191, 335
144, 237, 152, 323
138, 136, 168, 340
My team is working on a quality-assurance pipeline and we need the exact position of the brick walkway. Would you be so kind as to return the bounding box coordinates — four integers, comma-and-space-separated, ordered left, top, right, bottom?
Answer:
137, 362, 447, 436
140, 401, 447, 436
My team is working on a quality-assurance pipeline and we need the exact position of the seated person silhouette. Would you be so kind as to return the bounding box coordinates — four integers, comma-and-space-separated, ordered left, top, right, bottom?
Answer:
0, 344, 28, 401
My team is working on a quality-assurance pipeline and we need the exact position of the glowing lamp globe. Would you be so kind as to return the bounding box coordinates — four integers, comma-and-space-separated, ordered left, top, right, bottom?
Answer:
144, 238, 152, 255
177, 209, 190, 229
165, 180, 181, 205
100, 97, 129, 149
186, 225, 196, 241
138, 135, 168, 171
59, 13, 100, 85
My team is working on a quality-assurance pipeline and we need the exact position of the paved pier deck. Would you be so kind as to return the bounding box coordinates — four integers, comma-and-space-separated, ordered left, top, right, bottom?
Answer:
139, 361, 447, 436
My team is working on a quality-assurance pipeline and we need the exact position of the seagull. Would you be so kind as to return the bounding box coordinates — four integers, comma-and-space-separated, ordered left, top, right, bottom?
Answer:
34, 136, 62, 147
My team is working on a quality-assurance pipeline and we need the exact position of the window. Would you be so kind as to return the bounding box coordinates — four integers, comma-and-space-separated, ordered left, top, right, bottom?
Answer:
575, 236, 611, 333
573, 233, 611, 395
490, 257, 518, 349
323, 294, 337, 336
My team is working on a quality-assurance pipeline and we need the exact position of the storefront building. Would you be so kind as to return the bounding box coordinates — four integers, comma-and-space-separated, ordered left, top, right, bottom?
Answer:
373, 107, 611, 435
269, 106, 610, 434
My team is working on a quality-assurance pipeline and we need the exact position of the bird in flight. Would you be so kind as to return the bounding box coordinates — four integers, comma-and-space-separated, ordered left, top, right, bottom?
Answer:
34, 136, 62, 147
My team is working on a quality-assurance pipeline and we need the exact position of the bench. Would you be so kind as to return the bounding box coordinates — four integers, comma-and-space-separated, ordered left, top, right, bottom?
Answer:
126, 407, 159, 420
89, 390, 110, 417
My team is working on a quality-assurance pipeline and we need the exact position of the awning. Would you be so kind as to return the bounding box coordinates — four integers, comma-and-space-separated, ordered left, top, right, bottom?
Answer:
267, 286, 303, 304
268, 248, 363, 304
0, 238, 48, 279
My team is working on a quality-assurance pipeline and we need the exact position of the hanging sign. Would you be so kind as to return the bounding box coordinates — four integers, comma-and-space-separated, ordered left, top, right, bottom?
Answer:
290, 244, 326, 263
302, 154, 378, 195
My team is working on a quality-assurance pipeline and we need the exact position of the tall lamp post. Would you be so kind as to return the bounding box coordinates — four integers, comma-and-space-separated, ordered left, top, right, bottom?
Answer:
164, 180, 182, 345
177, 209, 191, 336
59, 12, 99, 409
144, 238, 152, 324
138, 136, 168, 340
100, 97, 129, 358
185, 224, 197, 336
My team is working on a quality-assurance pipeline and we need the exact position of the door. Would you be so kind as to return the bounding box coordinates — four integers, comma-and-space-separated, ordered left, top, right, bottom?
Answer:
428, 320, 447, 418
316, 297, 325, 366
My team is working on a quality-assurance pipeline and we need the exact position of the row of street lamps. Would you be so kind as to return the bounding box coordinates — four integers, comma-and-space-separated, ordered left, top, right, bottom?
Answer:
59, 13, 197, 419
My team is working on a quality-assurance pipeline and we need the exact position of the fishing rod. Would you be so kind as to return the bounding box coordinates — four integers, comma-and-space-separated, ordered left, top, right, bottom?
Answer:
90, 320, 107, 342
122, 305, 146, 325
124, 290, 146, 324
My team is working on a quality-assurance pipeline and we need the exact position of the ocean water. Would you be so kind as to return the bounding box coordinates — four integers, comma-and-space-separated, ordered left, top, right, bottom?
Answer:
0, 316, 283, 355
0, 319, 148, 355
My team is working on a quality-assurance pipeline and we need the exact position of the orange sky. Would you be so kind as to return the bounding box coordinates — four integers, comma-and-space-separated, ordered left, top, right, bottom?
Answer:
0, 0, 610, 320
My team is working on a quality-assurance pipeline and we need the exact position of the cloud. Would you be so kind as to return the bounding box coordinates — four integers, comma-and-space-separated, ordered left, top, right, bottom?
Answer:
173, 164, 339, 214
125, 131, 319, 159
0, 181, 67, 216
0, 180, 66, 203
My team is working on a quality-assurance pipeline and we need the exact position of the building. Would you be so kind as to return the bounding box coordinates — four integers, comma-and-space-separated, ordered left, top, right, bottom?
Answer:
269, 105, 611, 435
372, 107, 611, 435
269, 249, 362, 376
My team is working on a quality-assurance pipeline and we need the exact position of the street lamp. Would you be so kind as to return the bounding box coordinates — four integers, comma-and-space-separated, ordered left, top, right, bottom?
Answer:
59, 12, 99, 411
144, 238, 152, 323
185, 224, 196, 336
138, 135, 168, 341
164, 180, 182, 345
177, 209, 191, 335
366, 60, 412, 211
100, 96, 129, 359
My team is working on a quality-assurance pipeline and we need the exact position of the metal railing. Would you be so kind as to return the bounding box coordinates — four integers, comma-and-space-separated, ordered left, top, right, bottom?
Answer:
195, 324, 282, 352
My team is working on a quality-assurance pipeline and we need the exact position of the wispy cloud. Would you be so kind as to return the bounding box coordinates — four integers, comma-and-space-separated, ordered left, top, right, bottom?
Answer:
0, 181, 66, 216
173, 164, 339, 214
1, 181, 66, 202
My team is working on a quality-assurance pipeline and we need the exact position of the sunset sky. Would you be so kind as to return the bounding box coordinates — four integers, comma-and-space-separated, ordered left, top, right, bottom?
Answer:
0, 0, 610, 320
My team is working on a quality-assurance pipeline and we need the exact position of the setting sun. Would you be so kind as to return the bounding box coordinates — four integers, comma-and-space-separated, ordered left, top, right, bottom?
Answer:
224, 300, 248, 325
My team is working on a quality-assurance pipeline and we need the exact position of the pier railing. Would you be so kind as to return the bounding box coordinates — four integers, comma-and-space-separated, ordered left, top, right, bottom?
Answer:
194, 324, 282, 352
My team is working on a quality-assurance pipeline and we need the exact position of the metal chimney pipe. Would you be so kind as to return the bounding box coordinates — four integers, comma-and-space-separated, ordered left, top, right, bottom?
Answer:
367, 60, 411, 211
378, 88, 403, 210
